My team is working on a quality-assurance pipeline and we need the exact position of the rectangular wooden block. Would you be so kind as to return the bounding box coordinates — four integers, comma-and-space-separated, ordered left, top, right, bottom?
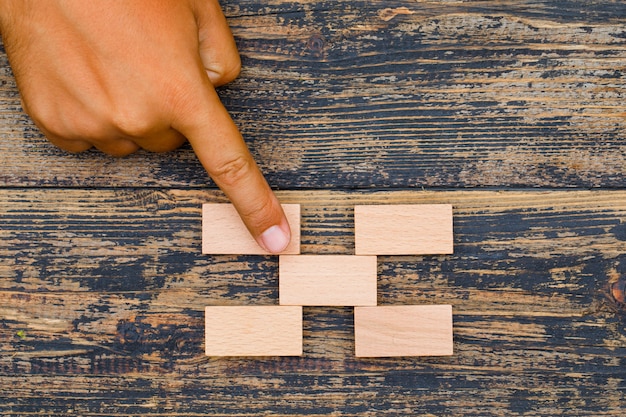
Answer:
202, 203, 300, 255
279, 255, 377, 306
354, 305, 453, 357
205, 306, 303, 356
354, 204, 453, 255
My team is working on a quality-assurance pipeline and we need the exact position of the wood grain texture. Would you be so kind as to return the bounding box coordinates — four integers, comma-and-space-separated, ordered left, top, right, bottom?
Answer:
202, 203, 301, 254
279, 255, 377, 306
1, 0, 626, 415
205, 306, 302, 356
354, 204, 453, 255
1, 0, 625, 189
1, 189, 626, 415
354, 305, 454, 357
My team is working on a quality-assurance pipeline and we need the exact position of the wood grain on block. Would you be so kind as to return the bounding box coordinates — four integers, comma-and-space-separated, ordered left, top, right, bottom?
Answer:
354, 305, 453, 357
205, 306, 302, 356
279, 255, 377, 306
202, 203, 300, 255
354, 204, 453, 255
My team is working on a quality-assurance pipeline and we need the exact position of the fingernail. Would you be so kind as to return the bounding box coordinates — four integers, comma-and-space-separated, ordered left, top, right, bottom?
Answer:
259, 225, 290, 254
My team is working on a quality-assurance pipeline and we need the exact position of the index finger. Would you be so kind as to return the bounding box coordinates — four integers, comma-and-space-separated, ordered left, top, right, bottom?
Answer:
175, 80, 291, 254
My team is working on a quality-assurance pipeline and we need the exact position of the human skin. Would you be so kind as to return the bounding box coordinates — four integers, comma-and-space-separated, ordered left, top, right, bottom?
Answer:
0, 0, 291, 253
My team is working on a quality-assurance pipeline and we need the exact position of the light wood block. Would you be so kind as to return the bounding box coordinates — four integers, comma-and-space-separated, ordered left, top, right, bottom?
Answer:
354, 204, 453, 255
202, 203, 300, 255
354, 305, 453, 357
279, 255, 377, 306
205, 306, 302, 356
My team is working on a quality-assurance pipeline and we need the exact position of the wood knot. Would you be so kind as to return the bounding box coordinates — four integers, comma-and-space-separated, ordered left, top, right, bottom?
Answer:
306, 34, 326, 56
610, 276, 626, 307
379, 7, 415, 22
116, 319, 144, 348
606, 265, 626, 313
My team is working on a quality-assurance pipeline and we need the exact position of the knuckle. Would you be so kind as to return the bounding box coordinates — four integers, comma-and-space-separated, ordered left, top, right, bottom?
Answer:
24, 102, 62, 137
103, 145, 140, 158
210, 57, 242, 86
24, 99, 94, 140
95, 138, 141, 157
210, 154, 254, 188
111, 107, 153, 138
242, 194, 275, 225
224, 56, 242, 83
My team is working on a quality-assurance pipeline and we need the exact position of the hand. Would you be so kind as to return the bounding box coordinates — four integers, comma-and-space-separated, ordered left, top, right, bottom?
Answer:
0, 0, 291, 253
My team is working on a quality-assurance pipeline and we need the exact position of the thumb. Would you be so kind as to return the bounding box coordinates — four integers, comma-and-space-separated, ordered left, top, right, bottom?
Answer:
175, 80, 291, 253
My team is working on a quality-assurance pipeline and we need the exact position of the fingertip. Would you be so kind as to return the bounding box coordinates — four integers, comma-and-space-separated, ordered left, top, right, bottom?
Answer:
257, 216, 291, 254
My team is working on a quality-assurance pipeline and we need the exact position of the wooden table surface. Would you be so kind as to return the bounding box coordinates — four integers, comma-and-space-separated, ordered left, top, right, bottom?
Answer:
2, 1, 626, 415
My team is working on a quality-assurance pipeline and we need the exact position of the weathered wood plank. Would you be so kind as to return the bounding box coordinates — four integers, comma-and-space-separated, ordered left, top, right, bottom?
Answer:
1, 0, 625, 415
2, 369, 624, 416
1, 189, 625, 415
1, 0, 625, 188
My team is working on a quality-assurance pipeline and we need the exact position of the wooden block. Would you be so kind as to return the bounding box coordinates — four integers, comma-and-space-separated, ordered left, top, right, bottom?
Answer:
202, 203, 300, 255
354, 305, 453, 357
205, 306, 302, 356
354, 204, 453, 255
279, 255, 377, 306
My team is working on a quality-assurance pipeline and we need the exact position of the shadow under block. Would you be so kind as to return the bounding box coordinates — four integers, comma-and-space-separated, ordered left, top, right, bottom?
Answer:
205, 306, 303, 356
279, 255, 378, 306
354, 204, 453, 255
354, 305, 454, 357
202, 203, 300, 255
